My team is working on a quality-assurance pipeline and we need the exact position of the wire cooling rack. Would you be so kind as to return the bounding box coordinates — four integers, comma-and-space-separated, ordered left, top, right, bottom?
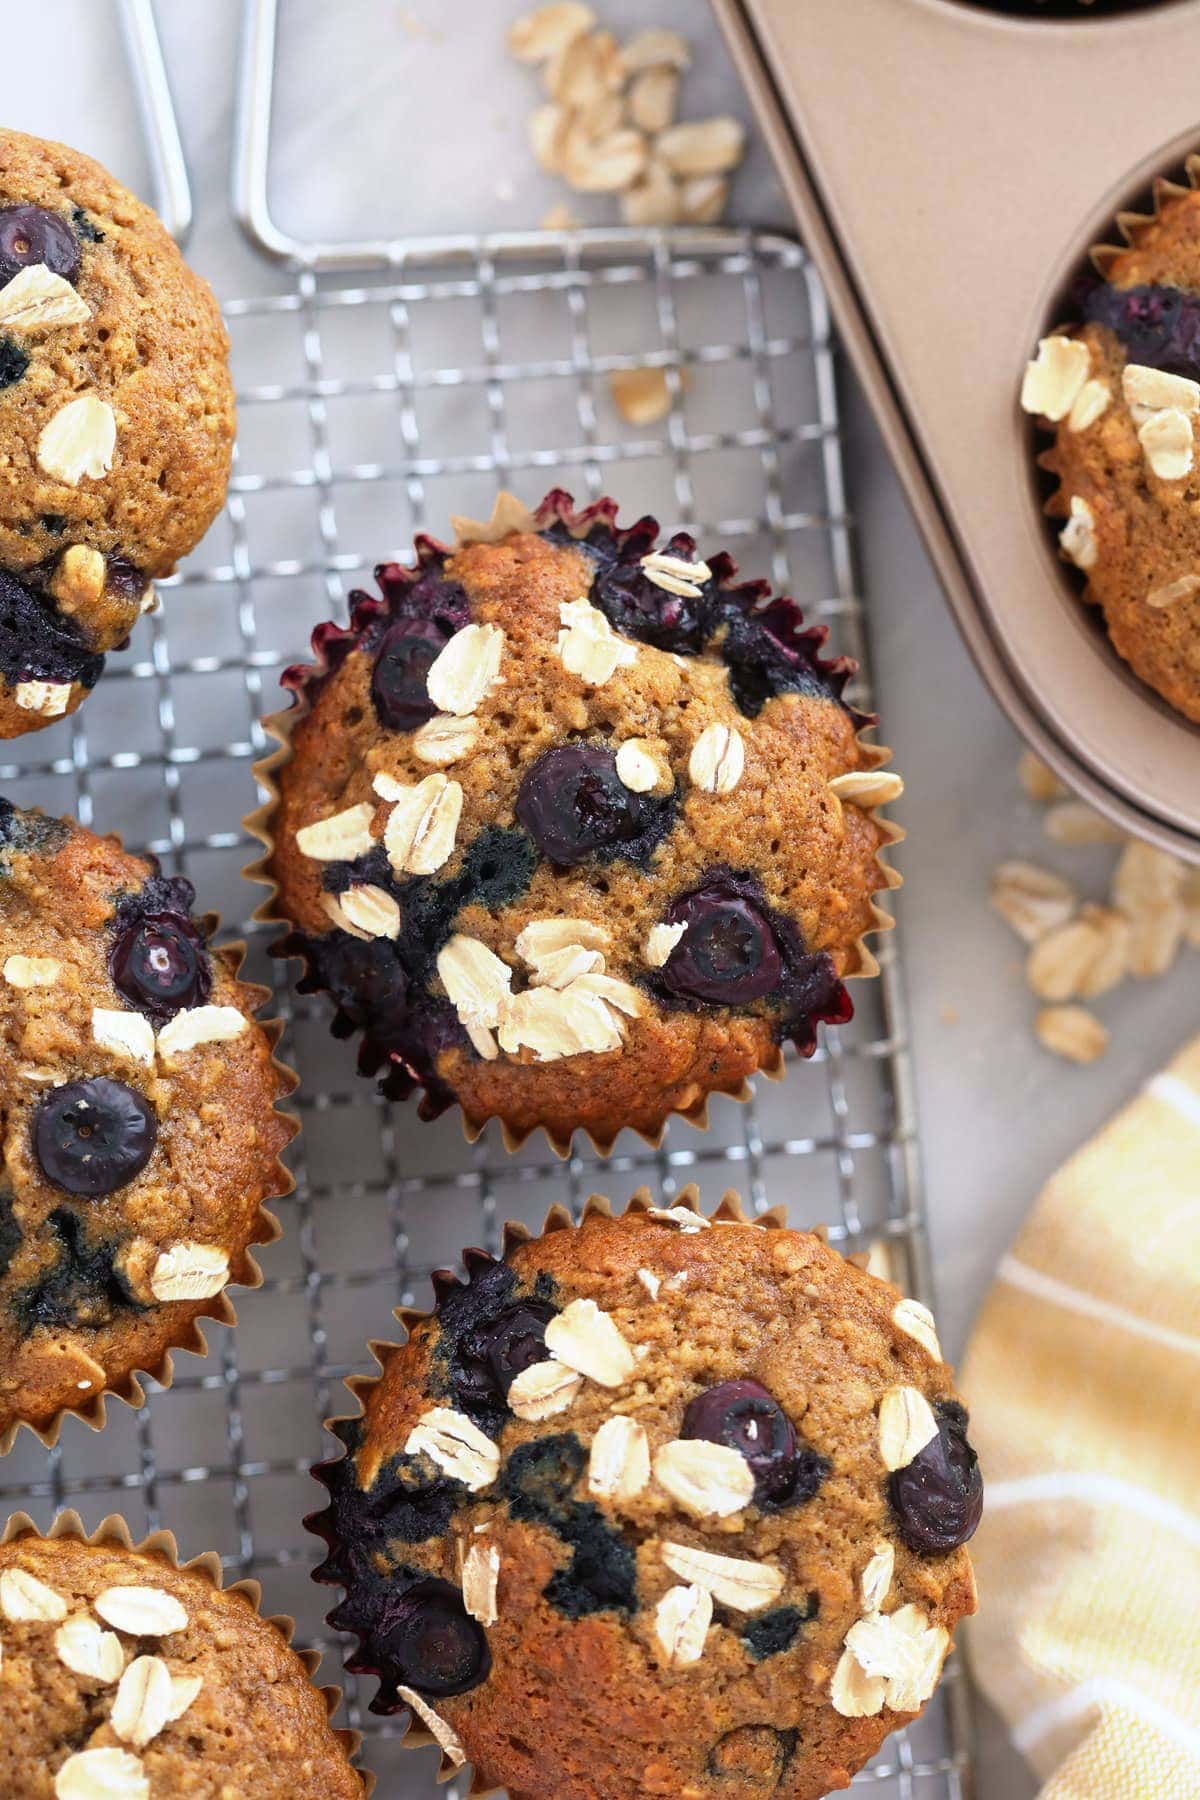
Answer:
0, 8, 974, 1797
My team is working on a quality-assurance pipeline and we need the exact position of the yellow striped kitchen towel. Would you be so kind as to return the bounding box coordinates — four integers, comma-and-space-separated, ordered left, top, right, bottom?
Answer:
963, 1034, 1200, 1800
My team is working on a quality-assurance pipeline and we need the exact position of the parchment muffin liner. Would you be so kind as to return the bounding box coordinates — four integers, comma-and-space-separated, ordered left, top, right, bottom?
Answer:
0, 921, 299, 1458
244, 490, 903, 1160
0, 1506, 369, 1793
305, 1183, 807, 1791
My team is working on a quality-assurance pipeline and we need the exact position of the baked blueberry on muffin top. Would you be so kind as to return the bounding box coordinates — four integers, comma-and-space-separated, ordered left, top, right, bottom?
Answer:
256, 490, 902, 1151
1022, 172, 1200, 723
0, 802, 293, 1446
309, 1193, 979, 1800
0, 130, 235, 737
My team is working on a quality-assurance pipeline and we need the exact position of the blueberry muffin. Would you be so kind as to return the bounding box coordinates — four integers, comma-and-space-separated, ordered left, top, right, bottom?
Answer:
254, 490, 901, 1152
309, 1190, 980, 1800
1020, 177, 1200, 723
0, 800, 294, 1449
0, 130, 235, 737
0, 1512, 364, 1797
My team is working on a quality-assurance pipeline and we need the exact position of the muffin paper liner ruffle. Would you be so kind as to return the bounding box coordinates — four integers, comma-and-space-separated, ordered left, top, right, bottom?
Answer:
304, 1184, 791, 1792
0, 928, 299, 1458
1089, 155, 1200, 281
0, 1507, 368, 1793
244, 490, 903, 1160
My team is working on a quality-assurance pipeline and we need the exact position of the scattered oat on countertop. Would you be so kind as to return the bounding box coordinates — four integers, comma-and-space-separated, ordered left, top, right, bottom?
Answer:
993, 751, 1197, 1063
508, 6, 747, 236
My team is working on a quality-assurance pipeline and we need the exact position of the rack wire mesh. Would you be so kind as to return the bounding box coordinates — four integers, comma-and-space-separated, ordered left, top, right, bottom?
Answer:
0, 19, 973, 1794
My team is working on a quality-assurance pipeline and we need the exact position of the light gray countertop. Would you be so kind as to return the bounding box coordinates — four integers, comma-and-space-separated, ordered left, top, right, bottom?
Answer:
12, 4, 1198, 1795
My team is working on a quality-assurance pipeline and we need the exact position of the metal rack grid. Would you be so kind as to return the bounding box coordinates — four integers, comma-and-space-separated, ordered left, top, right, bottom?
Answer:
0, 11, 973, 1791
0, 229, 972, 1800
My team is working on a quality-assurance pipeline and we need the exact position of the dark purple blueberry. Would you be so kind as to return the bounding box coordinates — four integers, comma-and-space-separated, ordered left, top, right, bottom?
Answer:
0, 205, 81, 287
370, 618, 449, 731
683, 1378, 828, 1508
33, 1078, 156, 1198
110, 912, 210, 1021
515, 744, 669, 867
103, 555, 148, 606
658, 881, 782, 1005
1082, 281, 1200, 382
0, 338, 29, 390
318, 935, 409, 1035
0, 571, 104, 689
888, 1400, 983, 1554
591, 532, 717, 654
376, 1577, 490, 1697
456, 1299, 555, 1412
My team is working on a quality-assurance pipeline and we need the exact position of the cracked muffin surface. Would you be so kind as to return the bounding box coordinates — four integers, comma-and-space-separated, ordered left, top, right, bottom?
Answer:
0, 801, 293, 1446
0, 129, 234, 736
259, 490, 902, 1152
0, 1524, 363, 1798
309, 1195, 980, 1800
1023, 180, 1200, 723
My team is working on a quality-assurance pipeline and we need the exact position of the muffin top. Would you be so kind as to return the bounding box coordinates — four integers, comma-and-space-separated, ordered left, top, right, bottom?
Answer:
0, 802, 293, 1444
1023, 181, 1200, 723
0, 129, 234, 734
261, 491, 900, 1151
311, 1195, 980, 1800
0, 1523, 364, 1798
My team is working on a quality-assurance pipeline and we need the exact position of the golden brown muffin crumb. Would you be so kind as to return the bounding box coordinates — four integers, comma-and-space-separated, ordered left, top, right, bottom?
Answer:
0, 1525, 363, 1797
310, 1193, 979, 1800
259, 491, 900, 1151
0, 802, 292, 1446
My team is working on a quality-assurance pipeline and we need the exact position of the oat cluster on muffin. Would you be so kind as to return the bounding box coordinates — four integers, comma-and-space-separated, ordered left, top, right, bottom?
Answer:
0, 130, 234, 736
1022, 173, 1200, 723
0, 1517, 364, 1798
256, 490, 902, 1152
309, 1193, 979, 1800
0, 801, 293, 1446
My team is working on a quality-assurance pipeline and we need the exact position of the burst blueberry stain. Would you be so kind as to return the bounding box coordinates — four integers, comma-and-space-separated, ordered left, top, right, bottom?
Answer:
0, 1190, 21, 1281
71, 207, 104, 245
1082, 280, 1200, 379
888, 1399, 983, 1553
0, 572, 104, 690
741, 1601, 817, 1662
33, 1077, 157, 1198
0, 338, 30, 390
563, 505, 856, 719
592, 531, 717, 654
515, 744, 675, 868
707, 1724, 797, 1787
298, 825, 536, 1109
683, 1377, 829, 1510
500, 1434, 638, 1618
16, 1207, 139, 1334
0, 204, 81, 286
431, 1256, 558, 1435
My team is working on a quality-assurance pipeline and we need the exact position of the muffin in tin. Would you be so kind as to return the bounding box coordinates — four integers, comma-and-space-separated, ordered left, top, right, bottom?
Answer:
0, 129, 235, 736
0, 1512, 364, 1798
0, 801, 293, 1448
1022, 166, 1200, 723
309, 1191, 980, 1800
254, 490, 902, 1153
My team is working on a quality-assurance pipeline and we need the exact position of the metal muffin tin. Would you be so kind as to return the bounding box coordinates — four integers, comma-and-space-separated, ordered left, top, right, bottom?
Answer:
716, 0, 1200, 861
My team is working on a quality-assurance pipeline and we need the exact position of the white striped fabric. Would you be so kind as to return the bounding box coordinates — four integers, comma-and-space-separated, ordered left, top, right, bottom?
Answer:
963, 1035, 1200, 1800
